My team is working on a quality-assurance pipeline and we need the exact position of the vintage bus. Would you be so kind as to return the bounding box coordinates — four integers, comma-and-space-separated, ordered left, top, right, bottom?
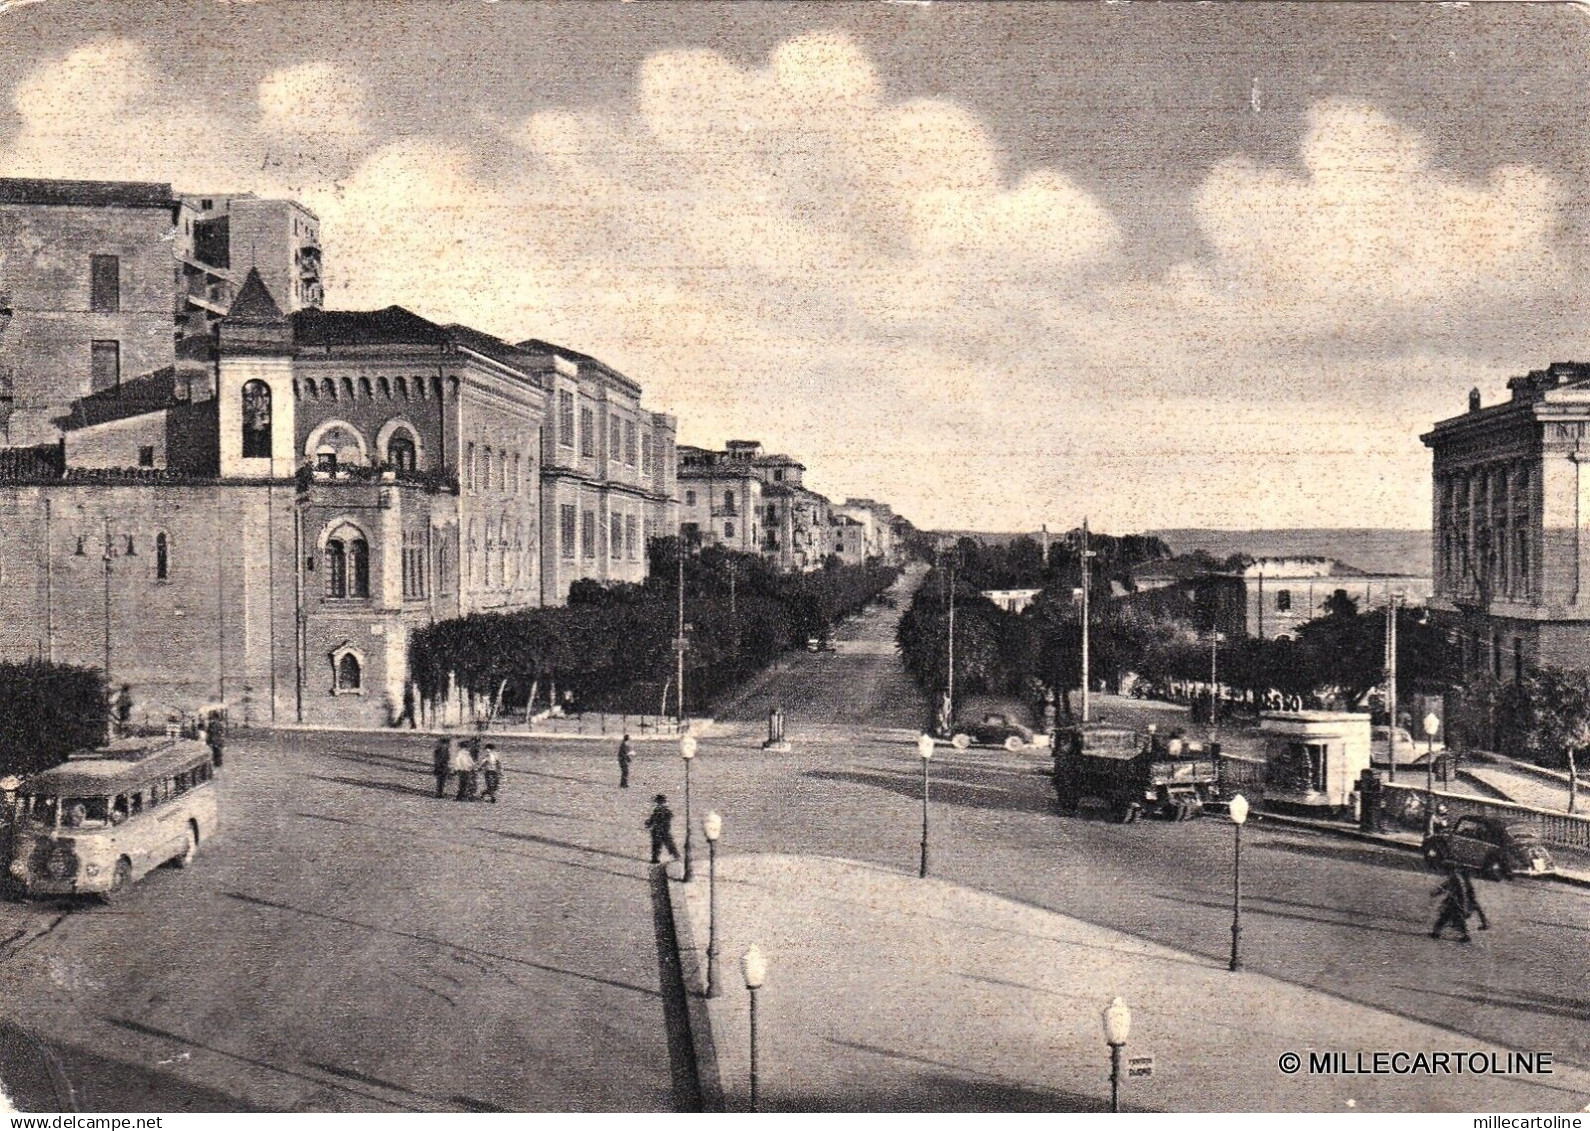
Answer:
5, 738, 219, 901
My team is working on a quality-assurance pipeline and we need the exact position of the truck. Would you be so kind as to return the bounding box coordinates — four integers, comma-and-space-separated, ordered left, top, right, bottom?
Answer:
1053, 724, 1221, 822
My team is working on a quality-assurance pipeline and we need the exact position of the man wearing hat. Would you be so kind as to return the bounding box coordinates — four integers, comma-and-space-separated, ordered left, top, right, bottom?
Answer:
645, 794, 679, 864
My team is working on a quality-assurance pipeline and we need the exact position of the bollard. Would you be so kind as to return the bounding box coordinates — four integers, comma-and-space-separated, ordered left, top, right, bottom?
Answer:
762, 706, 791, 752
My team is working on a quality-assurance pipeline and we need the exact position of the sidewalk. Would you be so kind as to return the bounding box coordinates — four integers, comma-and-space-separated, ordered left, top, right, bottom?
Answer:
672, 854, 1590, 1112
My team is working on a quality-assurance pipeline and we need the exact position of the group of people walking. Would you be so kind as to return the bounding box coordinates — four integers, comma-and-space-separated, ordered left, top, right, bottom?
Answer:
431, 735, 502, 803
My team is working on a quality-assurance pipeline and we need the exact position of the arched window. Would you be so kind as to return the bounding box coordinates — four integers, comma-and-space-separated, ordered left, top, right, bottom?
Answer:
482, 448, 493, 492
155, 532, 169, 580
415, 376, 428, 400
336, 652, 362, 691
322, 377, 337, 400
358, 377, 373, 399
379, 376, 391, 399
724, 490, 736, 511
394, 376, 408, 399
388, 433, 416, 471
241, 379, 272, 458
341, 377, 356, 400
324, 526, 370, 599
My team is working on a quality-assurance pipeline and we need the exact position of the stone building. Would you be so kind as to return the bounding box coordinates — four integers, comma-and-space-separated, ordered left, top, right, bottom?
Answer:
521, 339, 677, 604
1422, 363, 1590, 678
175, 193, 322, 339
0, 178, 179, 446
677, 443, 765, 554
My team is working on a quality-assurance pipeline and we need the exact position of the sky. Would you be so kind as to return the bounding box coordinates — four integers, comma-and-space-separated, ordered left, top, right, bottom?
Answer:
2, 0, 1589, 532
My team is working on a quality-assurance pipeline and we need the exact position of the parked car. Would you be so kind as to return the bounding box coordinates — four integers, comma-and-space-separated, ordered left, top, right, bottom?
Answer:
806, 637, 837, 653
1421, 814, 1554, 880
951, 712, 1037, 752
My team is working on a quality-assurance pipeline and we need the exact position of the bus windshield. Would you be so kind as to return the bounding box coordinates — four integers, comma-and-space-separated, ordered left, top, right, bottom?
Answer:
18, 793, 113, 828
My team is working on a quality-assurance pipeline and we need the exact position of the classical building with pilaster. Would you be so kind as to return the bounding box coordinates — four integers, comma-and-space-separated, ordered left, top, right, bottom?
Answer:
1422, 362, 1590, 678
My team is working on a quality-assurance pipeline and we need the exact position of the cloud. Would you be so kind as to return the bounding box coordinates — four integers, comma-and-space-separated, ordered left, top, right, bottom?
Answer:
258, 61, 367, 139
1190, 99, 1563, 330
0, 32, 1572, 531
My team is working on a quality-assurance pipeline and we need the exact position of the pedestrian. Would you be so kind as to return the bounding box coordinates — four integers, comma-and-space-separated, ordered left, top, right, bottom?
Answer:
432, 737, 453, 799
480, 743, 502, 804
1460, 868, 1490, 931
112, 684, 133, 737
206, 712, 227, 769
618, 735, 633, 789
1430, 865, 1473, 942
645, 793, 680, 864
452, 741, 477, 802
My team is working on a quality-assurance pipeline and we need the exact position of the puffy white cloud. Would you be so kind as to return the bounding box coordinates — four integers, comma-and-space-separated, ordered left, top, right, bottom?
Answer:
258, 61, 367, 139
0, 33, 1571, 530
1191, 99, 1563, 325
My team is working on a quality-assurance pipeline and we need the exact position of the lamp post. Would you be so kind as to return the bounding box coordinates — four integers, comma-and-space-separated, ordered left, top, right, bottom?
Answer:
742, 944, 767, 1112
1385, 594, 1401, 782
1102, 995, 1131, 1113
1080, 519, 1094, 723
680, 733, 697, 882
917, 733, 934, 878
1228, 793, 1249, 972
1209, 631, 1225, 736
1423, 712, 1441, 834
703, 810, 722, 997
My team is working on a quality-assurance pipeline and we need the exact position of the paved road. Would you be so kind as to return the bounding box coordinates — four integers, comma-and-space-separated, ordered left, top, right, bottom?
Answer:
3, 561, 1586, 1110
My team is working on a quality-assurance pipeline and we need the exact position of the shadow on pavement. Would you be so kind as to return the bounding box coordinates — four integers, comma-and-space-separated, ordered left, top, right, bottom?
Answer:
799, 1038, 1114, 1113
104, 1016, 409, 1110
802, 767, 1053, 815
1150, 892, 1432, 940
648, 866, 705, 1112
1412, 981, 1590, 1025
220, 891, 660, 999
486, 829, 641, 864
310, 773, 437, 801
1249, 835, 1431, 876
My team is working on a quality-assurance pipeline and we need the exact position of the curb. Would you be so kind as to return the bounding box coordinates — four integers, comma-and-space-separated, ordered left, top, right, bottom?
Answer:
1261, 812, 1590, 891
664, 876, 726, 1113
262, 722, 714, 743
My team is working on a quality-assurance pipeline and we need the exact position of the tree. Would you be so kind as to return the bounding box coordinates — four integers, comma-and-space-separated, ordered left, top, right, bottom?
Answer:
1507, 666, 1590, 813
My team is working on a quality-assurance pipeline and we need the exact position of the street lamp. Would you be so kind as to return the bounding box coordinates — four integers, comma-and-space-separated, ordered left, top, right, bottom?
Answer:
1208, 631, 1225, 736
1102, 995, 1131, 1113
917, 733, 935, 878
680, 733, 698, 882
1228, 793, 1249, 972
704, 810, 723, 997
742, 944, 767, 1112
1423, 711, 1441, 833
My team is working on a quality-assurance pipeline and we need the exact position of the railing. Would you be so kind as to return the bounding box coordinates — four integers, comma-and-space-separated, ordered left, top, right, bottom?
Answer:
1378, 781, 1590, 850
486, 712, 685, 737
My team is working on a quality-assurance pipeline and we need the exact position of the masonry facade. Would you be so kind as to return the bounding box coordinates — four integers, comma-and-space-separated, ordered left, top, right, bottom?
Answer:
1422, 363, 1590, 678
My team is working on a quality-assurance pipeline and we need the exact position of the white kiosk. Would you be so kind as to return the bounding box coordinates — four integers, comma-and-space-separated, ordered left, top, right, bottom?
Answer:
1258, 711, 1372, 813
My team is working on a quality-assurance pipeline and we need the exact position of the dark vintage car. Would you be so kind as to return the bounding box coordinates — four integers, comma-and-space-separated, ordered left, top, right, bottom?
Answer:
1421, 814, 1554, 880
951, 713, 1037, 752
805, 636, 837, 653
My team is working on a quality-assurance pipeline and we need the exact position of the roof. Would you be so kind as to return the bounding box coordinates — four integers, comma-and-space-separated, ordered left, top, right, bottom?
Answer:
290, 305, 450, 348
61, 367, 184, 429
0, 177, 172, 209
25, 739, 212, 796
514, 337, 642, 394
227, 268, 284, 320
445, 324, 552, 379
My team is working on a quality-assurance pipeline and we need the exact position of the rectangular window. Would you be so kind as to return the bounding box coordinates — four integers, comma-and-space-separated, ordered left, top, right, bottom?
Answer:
466, 442, 477, 491
90, 254, 119, 313
90, 340, 120, 392
610, 415, 622, 460
560, 505, 577, 560
580, 406, 595, 458
138, 445, 155, 468
624, 420, 637, 465
724, 520, 736, 540
512, 453, 520, 494
611, 514, 624, 560
685, 490, 697, 508
1275, 589, 1291, 612
641, 432, 652, 475
558, 391, 575, 448
625, 515, 638, 560
581, 509, 596, 559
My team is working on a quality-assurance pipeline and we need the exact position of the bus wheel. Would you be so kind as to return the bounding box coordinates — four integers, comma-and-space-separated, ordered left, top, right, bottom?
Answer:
101, 858, 132, 904
175, 823, 198, 869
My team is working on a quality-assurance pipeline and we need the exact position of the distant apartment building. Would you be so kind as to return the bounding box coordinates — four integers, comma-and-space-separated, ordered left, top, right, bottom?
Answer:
677, 443, 764, 554
837, 498, 898, 562
1422, 363, 1590, 678
0, 177, 324, 448
0, 178, 179, 445
524, 339, 678, 604
175, 193, 322, 339
830, 513, 867, 566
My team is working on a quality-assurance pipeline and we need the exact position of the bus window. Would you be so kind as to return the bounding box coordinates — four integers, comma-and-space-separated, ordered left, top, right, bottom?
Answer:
62, 797, 110, 828
112, 794, 129, 823
174, 772, 189, 796
129, 791, 143, 815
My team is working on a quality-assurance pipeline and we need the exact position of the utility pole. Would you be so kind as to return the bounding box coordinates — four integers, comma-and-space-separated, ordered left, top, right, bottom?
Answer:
1385, 595, 1399, 783
1210, 631, 1221, 737
676, 543, 687, 727
1080, 518, 1092, 724
947, 554, 956, 726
